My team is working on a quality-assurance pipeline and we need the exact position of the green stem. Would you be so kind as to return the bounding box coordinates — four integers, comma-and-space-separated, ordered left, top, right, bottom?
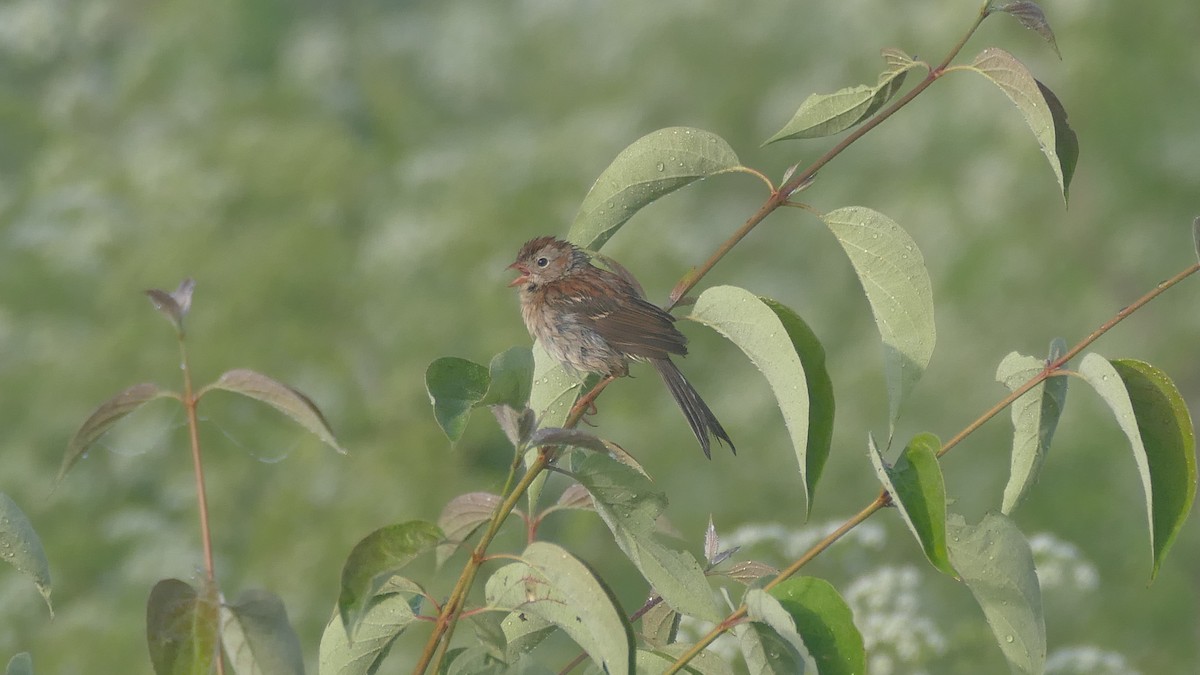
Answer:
938, 261, 1200, 458
178, 333, 224, 675
665, 260, 1200, 673
667, 4, 990, 311
415, 379, 605, 675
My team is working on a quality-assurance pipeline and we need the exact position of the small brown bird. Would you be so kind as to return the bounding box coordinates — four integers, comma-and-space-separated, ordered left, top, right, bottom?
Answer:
508, 236, 734, 458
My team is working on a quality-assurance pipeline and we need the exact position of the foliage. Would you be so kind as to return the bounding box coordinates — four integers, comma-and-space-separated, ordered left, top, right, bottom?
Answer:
3, 1, 1198, 674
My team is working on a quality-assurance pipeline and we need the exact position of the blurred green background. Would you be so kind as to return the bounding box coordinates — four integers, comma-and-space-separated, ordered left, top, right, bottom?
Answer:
1, 0, 1197, 673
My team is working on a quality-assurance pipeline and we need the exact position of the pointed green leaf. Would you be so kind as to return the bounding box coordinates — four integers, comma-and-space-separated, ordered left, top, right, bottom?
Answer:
1080, 354, 1199, 578
338, 521, 442, 633
424, 357, 490, 443
822, 207, 935, 429
480, 346, 535, 409
868, 433, 955, 576
765, 48, 921, 142
220, 589, 305, 675
964, 48, 1077, 200
574, 453, 721, 622
485, 542, 635, 675
742, 590, 814, 674
318, 596, 415, 675
987, 1, 1060, 57
146, 578, 220, 675
947, 513, 1045, 675
768, 578, 865, 675
5, 654, 32, 675
1109, 359, 1197, 580
997, 341, 1069, 514
436, 492, 503, 567
760, 298, 835, 516
200, 369, 345, 454
568, 127, 741, 250
59, 382, 176, 482
0, 492, 52, 616
1036, 80, 1078, 200
688, 287, 813, 508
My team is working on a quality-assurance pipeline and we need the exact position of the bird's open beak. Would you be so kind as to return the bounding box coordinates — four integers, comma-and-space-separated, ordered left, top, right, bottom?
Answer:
507, 261, 529, 287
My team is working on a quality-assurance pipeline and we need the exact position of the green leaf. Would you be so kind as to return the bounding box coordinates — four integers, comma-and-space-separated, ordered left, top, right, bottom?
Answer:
498, 610, 555, 663
424, 357, 490, 443
5, 653, 32, 675
527, 343, 584, 429
868, 433, 955, 576
996, 340, 1069, 514
1192, 216, 1200, 263
466, 611, 508, 663
220, 589, 305, 675
947, 513, 1045, 675
574, 453, 721, 622
568, 127, 741, 251
200, 369, 345, 454
338, 521, 442, 633
485, 542, 635, 675
443, 647, 506, 675
637, 646, 732, 675
768, 578, 865, 675
318, 597, 415, 675
146, 578, 220, 675
436, 492, 503, 567
1036, 80, 1079, 200
688, 287, 814, 509
964, 48, 1077, 201
0, 492, 52, 616
822, 207, 935, 430
1109, 359, 1197, 580
986, 1, 1060, 57
58, 382, 176, 482
742, 590, 814, 674
737, 623, 809, 675
765, 48, 921, 142
480, 346, 535, 409
760, 298, 835, 516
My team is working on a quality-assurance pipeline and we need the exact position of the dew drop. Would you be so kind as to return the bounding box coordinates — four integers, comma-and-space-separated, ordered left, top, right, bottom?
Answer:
1005, 635, 1015, 643
655, 162, 665, 172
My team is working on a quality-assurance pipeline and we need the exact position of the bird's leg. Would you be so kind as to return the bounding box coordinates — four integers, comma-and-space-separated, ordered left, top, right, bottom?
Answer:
569, 374, 618, 427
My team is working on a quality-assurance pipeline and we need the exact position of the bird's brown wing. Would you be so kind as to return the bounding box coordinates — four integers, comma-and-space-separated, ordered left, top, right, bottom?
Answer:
555, 271, 688, 360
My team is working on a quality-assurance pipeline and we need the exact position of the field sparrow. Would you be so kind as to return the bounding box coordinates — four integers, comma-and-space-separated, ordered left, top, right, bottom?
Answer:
509, 236, 735, 458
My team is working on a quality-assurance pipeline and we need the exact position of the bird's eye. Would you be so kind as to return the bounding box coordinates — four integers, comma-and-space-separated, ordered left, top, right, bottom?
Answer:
536, 257, 549, 267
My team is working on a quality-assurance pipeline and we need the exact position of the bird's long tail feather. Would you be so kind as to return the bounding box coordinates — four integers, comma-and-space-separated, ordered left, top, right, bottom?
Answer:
652, 359, 735, 459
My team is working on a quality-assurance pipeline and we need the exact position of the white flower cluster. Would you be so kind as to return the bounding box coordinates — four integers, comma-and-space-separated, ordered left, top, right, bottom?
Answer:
844, 565, 947, 675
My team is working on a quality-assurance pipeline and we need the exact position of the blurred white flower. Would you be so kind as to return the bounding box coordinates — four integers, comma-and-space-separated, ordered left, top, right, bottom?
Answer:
724, 518, 887, 559
1046, 645, 1141, 675
844, 565, 947, 674
1029, 532, 1099, 592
